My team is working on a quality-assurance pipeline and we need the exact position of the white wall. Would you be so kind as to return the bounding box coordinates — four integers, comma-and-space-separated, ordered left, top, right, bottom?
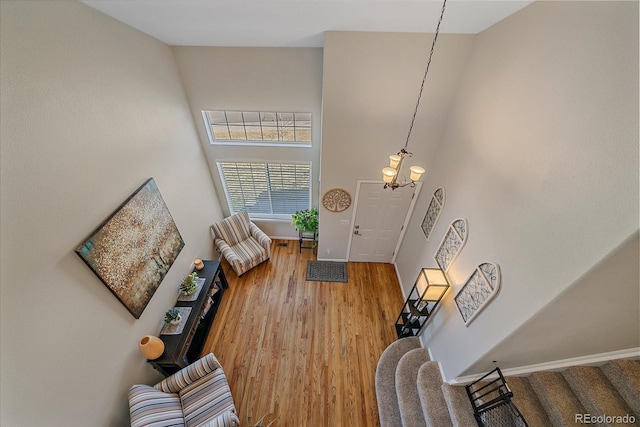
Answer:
172, 46, 324, 239
0, 1, 223, 425
319, 31, 475, 260
394, 1, 639, 380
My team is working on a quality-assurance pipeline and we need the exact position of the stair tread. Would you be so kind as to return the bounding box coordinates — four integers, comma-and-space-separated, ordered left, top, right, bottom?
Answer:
375, 337, 421, 427
506, 376, 552, 427
529, 371, 586, 427
563, 366, 633, 421
441, 383, 477, 427
417, 361, 452, 427
396, 348, 431, 427
601, 359, 640, 418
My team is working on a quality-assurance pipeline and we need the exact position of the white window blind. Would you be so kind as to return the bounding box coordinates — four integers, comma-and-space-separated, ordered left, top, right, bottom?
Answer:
217, 162, 312, 218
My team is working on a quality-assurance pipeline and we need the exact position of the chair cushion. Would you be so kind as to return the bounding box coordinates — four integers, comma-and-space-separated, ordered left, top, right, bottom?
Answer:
180, 369, 235, 427
231, 237, 268, 266
211, 211, 251, 246
129, 385, 185, 427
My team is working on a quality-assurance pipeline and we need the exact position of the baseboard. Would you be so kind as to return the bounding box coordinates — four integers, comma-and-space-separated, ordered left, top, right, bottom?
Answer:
393, 262, 408, 300
449, 347, 640, 385
315, 257, 348, 262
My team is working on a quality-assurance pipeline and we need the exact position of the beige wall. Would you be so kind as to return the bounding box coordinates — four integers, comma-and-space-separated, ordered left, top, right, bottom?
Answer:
0, 1, 223, 425
319, 31, 476, 260
172, 46, 324, 239
2, 0, 638, 424
394, 0, 639, 380
461, 232, 639, 376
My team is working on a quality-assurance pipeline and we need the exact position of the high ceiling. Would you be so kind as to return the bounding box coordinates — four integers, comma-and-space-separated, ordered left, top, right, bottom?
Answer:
81, 0, 533, 48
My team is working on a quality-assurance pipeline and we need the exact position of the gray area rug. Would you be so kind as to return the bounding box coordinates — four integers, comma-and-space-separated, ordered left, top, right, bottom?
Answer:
306, 261, 348, 283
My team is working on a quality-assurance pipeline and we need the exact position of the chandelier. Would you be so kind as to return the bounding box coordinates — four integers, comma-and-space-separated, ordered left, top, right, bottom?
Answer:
382, 0, 447, 190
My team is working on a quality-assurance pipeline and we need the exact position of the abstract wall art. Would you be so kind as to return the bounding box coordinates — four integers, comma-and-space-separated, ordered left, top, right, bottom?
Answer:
75, 178, 185, 318
455, 262, 501, 326
434, 218, 468, 272
421, 187, 445, 240
322, 188, 352, 212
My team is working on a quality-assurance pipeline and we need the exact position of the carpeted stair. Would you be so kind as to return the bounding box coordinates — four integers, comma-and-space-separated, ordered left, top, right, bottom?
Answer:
375, 338, 472, 426
375, 338, 640, 427
509, 360, 640, 427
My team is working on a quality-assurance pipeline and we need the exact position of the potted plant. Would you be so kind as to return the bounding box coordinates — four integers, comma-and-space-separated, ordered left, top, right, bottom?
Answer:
291, 207, 319, 233
180, 272, 199, 295
164, 307, 182, 325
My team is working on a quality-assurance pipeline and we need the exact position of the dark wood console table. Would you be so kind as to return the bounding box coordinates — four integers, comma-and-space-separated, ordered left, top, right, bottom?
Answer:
148, 260, 228, 377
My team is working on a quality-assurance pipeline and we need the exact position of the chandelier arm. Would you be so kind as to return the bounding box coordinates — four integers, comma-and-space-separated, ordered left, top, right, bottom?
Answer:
403, 0, 448, 151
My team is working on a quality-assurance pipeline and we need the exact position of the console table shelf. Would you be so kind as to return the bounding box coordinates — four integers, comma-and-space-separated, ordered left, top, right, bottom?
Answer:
148, 260, 228, 377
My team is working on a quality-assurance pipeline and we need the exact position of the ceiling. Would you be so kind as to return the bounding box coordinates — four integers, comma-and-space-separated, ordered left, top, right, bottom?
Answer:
81, 0, 533, 48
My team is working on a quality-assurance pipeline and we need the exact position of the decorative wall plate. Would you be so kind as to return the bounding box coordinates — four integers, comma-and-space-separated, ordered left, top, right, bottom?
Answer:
322, 188, 352, 212
421, 187, 445, 240
455, 262, 501, 326
434, 218, 468, 272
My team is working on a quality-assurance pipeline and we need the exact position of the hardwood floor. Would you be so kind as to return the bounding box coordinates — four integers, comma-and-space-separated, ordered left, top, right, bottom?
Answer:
202, 239, 405, 427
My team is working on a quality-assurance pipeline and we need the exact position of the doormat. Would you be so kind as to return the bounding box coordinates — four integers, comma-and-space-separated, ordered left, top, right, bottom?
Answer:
306, 261, 348, 283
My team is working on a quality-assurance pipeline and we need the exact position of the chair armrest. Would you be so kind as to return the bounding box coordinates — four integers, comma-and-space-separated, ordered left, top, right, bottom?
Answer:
215, 238, 243, 265
199, 410, 240, 427
128, 385, 184, 427
249, 222, 272, 258
154, 353, 222, 394
210, 225, 218, 246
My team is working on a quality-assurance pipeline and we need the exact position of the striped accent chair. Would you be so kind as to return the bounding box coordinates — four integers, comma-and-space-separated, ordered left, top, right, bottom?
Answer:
211, 211, 271, 276
128, 353, 239, 427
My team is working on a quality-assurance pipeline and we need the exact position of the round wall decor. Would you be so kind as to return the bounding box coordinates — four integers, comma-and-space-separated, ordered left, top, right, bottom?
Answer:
322, 188, 352, 212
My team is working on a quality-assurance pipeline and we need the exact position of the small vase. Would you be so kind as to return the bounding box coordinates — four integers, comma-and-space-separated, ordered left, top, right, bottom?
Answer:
139, 335, 165, 360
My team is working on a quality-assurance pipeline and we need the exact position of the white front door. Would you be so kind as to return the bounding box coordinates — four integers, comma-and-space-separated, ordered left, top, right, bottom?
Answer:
348, 181, 419, 263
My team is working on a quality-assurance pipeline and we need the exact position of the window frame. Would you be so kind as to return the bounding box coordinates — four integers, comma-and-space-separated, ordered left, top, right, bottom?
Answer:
202, 110, 312, 148
216, 160, 313, 220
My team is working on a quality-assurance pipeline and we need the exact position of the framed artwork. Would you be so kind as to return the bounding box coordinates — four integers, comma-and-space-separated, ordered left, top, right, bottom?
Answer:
75, 178, 185, 318
455, 262, 501, 326
434, 218, 468, 272
421, 187, 445, 240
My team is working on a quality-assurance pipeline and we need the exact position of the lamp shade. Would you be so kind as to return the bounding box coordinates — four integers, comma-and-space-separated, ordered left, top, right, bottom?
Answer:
139, 335, 164, 360
382, 167, 397, 183
409, 166, 425, 182
389, 154, 401, 168
415, 268, 449, 301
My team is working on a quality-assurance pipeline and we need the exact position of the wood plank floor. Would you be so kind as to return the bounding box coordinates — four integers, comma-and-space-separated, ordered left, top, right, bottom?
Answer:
202, 239, 405, 427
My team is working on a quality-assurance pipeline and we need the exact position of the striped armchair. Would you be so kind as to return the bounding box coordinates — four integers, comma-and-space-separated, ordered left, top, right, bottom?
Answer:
211, 211, 271, 276
128, 353, 239, 427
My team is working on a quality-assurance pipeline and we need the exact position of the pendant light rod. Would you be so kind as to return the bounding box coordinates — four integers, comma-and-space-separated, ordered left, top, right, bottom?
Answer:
403, 0, 448, 152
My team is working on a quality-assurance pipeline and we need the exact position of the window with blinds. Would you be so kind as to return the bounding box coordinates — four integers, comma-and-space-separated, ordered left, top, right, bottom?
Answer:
216, 161, 312, 218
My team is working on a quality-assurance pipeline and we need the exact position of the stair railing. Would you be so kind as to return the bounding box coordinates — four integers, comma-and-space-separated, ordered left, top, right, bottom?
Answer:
465, 367, 528, 427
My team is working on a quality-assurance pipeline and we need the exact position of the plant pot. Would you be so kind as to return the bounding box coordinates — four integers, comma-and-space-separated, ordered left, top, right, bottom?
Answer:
170, 314, 182, 326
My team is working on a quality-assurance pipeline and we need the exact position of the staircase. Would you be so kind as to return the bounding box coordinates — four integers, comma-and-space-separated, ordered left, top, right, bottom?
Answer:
375, 337, 476, 426
375, 338, 640, 426
507, 360, 639, 426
